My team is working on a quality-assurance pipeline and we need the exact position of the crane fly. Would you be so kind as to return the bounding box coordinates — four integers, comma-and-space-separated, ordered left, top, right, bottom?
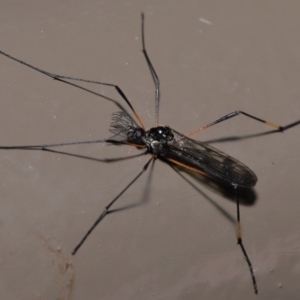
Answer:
0, 13, 287, 294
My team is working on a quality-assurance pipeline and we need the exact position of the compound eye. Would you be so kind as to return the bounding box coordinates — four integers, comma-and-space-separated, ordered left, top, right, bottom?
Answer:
136, 130, 141, 138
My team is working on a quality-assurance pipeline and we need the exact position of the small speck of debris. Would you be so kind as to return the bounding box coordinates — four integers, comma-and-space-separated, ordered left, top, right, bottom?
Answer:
199, 17, 212, 25
277, 282, 283, 288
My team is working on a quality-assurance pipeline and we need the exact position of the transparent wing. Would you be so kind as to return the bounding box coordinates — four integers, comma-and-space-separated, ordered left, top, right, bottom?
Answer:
166, 129, 257, 187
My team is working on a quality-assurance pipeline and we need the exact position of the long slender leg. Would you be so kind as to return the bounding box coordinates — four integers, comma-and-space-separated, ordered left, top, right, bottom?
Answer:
0, 137, 147, 150
187, 111, 283, 137
141, 13, 160, 126
234, 186, 258, 294
0, 50, 145, 131
72, 156, 154, 255
167, 158, 258, 292
0, 139, 110, 150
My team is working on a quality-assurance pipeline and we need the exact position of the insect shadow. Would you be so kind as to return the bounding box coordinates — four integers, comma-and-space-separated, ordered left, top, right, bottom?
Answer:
1, 13, 299, 295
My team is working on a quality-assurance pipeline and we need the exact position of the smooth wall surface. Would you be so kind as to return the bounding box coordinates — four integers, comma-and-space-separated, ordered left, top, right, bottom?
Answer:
0, 1, 299, 299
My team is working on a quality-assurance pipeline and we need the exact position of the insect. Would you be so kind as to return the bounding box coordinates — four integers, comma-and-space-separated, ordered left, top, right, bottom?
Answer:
0, 13, 292, 294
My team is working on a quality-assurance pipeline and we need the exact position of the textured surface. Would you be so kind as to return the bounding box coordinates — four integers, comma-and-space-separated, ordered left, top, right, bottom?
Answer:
0, 1, 300, 299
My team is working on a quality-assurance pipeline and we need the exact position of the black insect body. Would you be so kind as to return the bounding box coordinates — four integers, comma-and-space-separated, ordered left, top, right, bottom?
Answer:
111, 110, 257, 187
144, 126, 174, 155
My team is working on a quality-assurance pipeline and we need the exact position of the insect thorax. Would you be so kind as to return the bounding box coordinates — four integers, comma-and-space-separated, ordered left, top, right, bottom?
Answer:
144, 126, 174, 156
110, 112, 175, 155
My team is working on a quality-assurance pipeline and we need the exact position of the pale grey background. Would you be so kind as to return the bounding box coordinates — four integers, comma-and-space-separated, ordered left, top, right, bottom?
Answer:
0, 1, 299, 299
